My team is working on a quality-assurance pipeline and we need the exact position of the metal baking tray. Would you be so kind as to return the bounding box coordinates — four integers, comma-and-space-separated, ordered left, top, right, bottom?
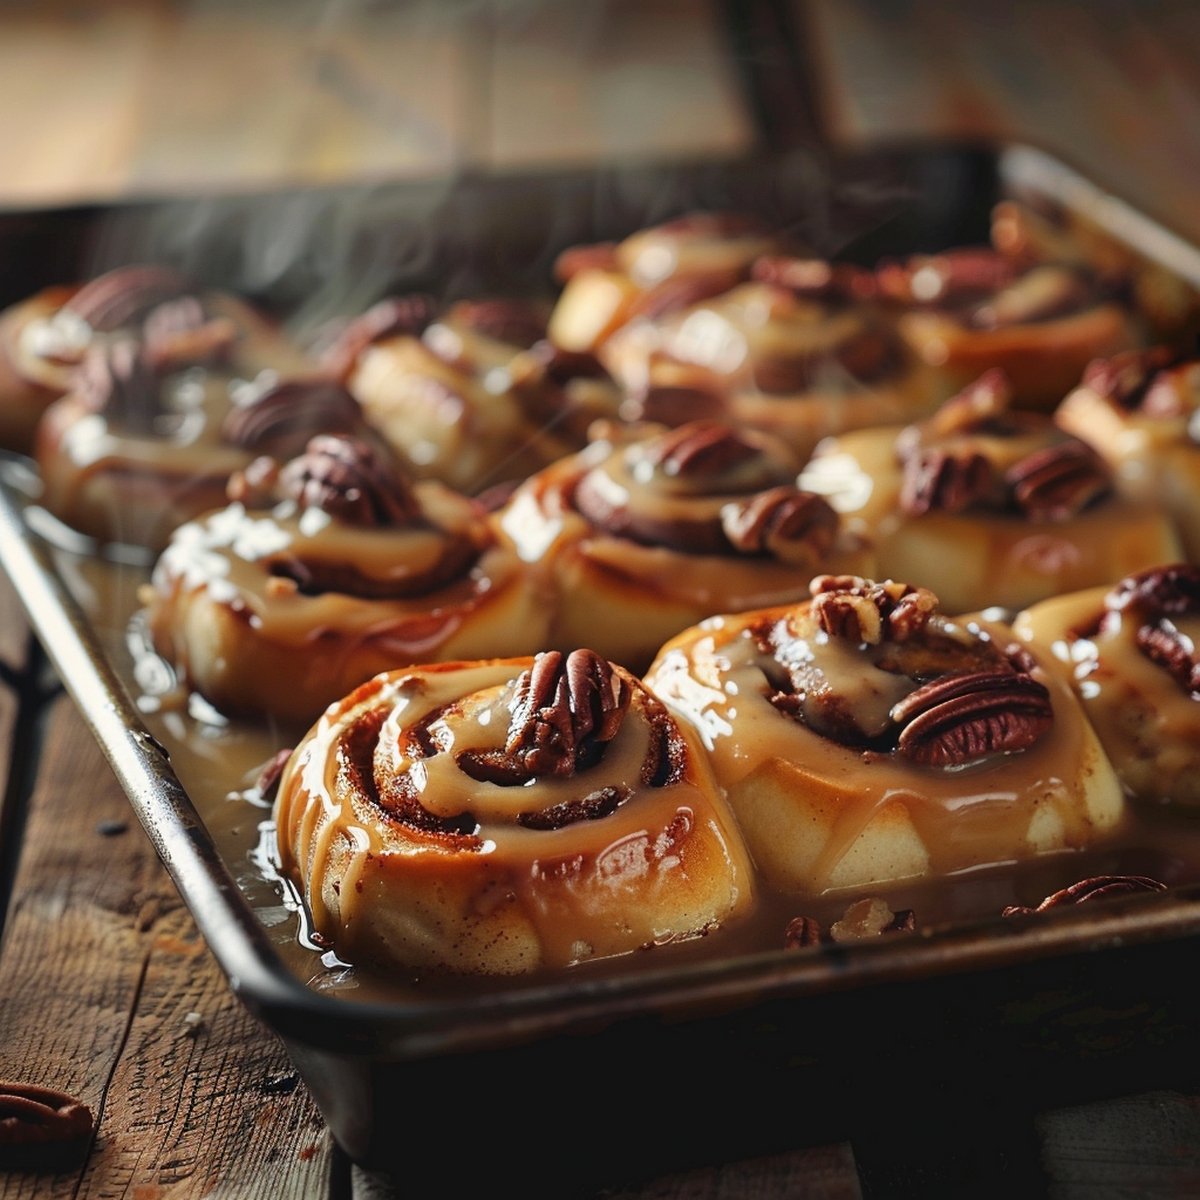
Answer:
6, 140, 1200, 1190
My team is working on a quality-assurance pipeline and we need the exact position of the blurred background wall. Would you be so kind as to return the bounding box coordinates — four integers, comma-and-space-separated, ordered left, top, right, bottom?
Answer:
1, 0, 1197, 241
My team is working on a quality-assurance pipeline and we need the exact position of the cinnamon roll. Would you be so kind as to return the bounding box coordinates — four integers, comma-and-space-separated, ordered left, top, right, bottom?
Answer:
273, 648, 756, 975
547, 210, 784, 361
336, 295, 620, 496
875, 246, 1142, 411
1055, 346, 1200, 561
598, 258, 932, 461
498, 418, 874, 673
643, 575, 1127, 896
1012, 564, 1200, 810
141, 434, 550, 725
2, 263, 298, 454
31, 271, 335, 550
799, 369, 1182, 613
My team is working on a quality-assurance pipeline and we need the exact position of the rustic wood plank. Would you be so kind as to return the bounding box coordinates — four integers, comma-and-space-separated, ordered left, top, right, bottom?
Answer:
1037, 1090, 1200, 1198
0, 695, 333, 1197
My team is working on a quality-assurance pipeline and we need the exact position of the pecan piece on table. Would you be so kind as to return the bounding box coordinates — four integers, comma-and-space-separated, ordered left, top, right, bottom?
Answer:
0, 1080, 94, 1165
891, 670, 1052, 767
1002, 874, 1167, 917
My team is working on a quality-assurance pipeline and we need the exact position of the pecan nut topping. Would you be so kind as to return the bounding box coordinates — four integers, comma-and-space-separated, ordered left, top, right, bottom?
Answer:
63, 263, 192, 331
751, 256, 877, 303
1006, 438, 1111, 520
972, 264, 1092, 328
721, 487, 838, 564
278, 435, 423, 527
0, 1080, 94, 1149
901, 448, 996, 516
1081, 345, 1183, 412
221, 377, 365, 454
1106, 564, 1200, 697
449, 298, 547, 349
643, 420, 763, 481
1002, 874, 1167, 917
504, 649, 631, 778
810, 576, 938, 645
891, 670, 1053, 767
876, 247, 1018, 308
77, 340, 161, 431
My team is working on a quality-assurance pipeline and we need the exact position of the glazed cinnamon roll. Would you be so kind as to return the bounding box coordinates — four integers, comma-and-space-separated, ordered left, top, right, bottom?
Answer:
547, 210, 784, 361
644, 575, 1127, 896
498, 418, 874, 673
273, 648, 756, 975
336, 295, 620, 496
875, 246, 1142, 410
1055, 346, 1200, 561
2, 263, 299, 454
1013, 564, 1200, 810
597, 258, 933, 460
141, 434, 550, 725
799, 369, 1182, 612
31, 270, 336, 550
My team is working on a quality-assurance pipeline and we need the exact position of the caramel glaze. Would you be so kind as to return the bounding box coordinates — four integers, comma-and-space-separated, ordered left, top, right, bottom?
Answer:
499, 426, 875, 674
1014, 585, 1200, 809
799, 423, 1183, 613
274, 658, 756, 975
643, 600, 1126, 896
142, 489, 551, 725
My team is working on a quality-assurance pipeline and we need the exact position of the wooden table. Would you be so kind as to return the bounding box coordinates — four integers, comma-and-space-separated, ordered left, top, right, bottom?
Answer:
5, 547, 1200, 1199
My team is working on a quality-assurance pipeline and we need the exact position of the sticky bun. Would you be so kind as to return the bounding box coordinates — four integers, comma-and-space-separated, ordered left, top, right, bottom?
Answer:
273, 648, 756, 975
1055, 346, 1200, 561
644, 575, 1127, 896
799, 369, 1182, 613
1013, 563, 1200, 810
141, 434, 549, 725
498, 417, 874, 672
332, 294, 620, 496
874, 246, 1142, 410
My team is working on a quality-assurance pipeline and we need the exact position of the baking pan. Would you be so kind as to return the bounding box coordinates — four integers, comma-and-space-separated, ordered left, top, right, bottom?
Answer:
5, 140, 1200, 1191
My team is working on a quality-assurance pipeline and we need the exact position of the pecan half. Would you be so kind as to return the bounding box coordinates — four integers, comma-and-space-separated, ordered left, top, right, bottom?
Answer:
876, 247, 1017, 308
891, 670, 1052, 767
503, 649, 631, 778
278, 435, 422, 526
221, 377, 364, 454
1002, 874, 1167, 916
783, 914, 826, 949
1081, 345, 1180, 411
643, 420, 763, 480
920, 367, 1013, 440
810, 576, 938, 644
721, 487, 838, 564
624, 269, 743, 323
77, 340, 160, 430
1006, 438, 1111, 520
1106, 562, 1200, 619
900, 448, 996, 515
0, 1080, 94, 1151
63, 264, 192, 331
1136, 619, 1200, 697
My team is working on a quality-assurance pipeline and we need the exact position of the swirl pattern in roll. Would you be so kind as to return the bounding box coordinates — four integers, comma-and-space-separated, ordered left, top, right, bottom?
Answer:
274, 648, 756, 975
142, 434, 550, 724
644, 574, 1127, 895
498, 417, 875, 672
